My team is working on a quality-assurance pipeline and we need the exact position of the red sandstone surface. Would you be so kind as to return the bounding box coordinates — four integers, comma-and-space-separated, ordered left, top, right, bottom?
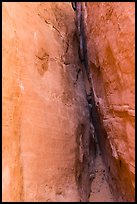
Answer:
2, 2, 135, 202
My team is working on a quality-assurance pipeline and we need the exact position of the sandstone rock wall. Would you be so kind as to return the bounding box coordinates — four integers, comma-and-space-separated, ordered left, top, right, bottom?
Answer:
85, 2, 135, 202
2, 2, 135, 202
2, 2, 94, 201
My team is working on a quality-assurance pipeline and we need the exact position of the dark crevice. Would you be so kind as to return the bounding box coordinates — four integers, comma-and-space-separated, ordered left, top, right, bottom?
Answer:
74, 68, 81, 85
73, 2, 98, 201
73, 2, 114, 202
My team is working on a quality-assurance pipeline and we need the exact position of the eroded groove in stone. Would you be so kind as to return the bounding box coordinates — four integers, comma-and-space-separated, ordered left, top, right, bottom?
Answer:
2, 2, 135, 202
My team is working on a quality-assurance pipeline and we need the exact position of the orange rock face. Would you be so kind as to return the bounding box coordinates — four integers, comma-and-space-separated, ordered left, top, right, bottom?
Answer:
2, 2, 94, 202
85, 2, 135, 202
2, 2, 135, 202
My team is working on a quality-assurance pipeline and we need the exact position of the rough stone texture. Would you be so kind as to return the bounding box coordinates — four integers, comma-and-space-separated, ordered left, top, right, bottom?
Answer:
2, 2, 95, 202
3, 2, 135, 202
85, 2, 135, 202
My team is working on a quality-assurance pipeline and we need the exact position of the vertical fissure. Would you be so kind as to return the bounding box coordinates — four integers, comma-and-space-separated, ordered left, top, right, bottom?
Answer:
3, 2, 134, 202
73, 2, 115, 202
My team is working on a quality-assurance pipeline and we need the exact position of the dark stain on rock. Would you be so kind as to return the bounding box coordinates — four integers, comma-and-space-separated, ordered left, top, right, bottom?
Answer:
61, 91, 72, 106
119, 160, 122, 168
106, 6, 114, 20
35, 48, 49, 76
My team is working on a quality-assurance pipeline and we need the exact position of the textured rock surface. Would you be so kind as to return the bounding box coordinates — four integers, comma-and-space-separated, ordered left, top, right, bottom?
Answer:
2, 2, 95, 201
2, 2, 135, 202
85, 2, 135, 202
